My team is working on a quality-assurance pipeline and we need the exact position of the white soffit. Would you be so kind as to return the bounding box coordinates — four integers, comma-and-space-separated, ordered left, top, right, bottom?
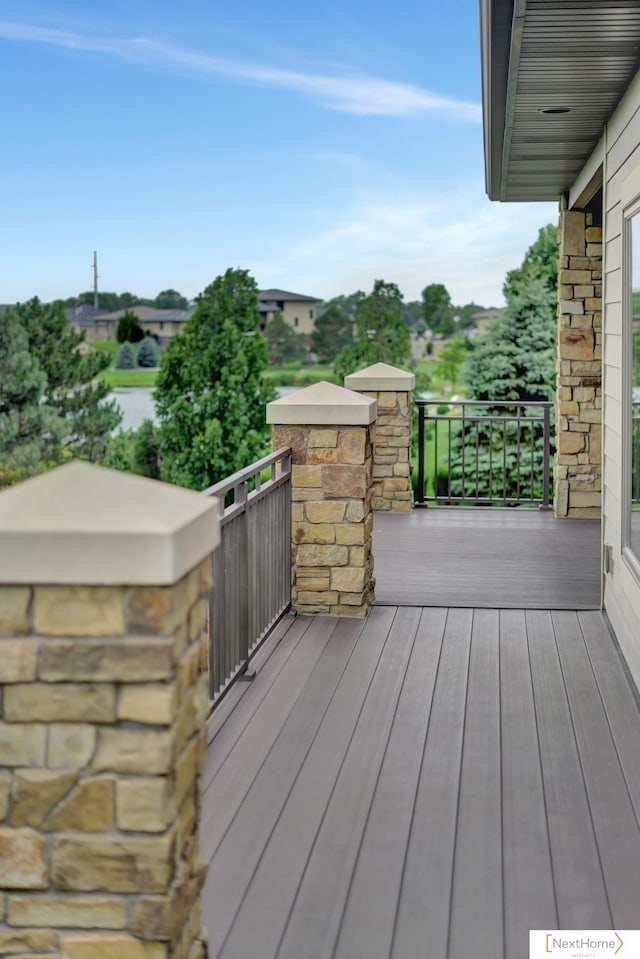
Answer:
344, 362, 416, 391
266, 380, 376, 425
0, 461, 220, 585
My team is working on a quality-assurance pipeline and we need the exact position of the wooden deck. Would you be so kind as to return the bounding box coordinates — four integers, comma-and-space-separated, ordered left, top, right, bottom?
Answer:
374, 508, 601, 609
201, 605, 640, 959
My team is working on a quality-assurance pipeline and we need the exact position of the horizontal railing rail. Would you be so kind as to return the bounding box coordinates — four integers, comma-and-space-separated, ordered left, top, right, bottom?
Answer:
415, 399, 553, 508
201, 446, 291, 705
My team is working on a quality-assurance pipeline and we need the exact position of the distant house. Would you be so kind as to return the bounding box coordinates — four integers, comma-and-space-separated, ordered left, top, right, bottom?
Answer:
470, 308, 505, 336
67, 305, 195, 344
258, 289, 322, 335
64, 304, 111, 340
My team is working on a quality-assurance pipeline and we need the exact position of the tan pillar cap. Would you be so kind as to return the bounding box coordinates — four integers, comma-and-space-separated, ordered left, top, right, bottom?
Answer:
266, 381, 376, 425
0, 462, 220, 585
344, 362, 415, 391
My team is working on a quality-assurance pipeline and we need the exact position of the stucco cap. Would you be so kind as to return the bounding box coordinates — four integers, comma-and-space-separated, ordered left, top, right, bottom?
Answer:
266, 381, 376, 425
344, 362, 415, 391
0, 461, 220, 585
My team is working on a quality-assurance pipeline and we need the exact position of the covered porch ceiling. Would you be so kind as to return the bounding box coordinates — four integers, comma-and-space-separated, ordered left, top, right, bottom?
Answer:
480, 0, 640, 201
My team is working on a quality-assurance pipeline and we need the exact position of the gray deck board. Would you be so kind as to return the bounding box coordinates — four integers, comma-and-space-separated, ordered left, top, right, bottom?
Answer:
526, 610, 611, 928
374, 509, 601, 608
552, 610, 640, 927
391, 608, 473, 959
233, 607, 419, 959
201, 615, 366, 955
201, 604, 640, 959
332, 608, 448, 959
448, 609, 503, 959
499, 609, 557, 952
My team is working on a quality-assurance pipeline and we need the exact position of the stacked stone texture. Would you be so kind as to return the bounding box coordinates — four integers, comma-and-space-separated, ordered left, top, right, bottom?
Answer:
556, 209, 602, 517
360, 389, 413, 511
0, 563, 212, 959
272, 425, 375, 616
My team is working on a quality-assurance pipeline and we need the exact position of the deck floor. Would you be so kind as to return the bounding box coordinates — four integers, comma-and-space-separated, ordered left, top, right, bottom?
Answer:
201, 606, 640, 959
373, 508, 601, 608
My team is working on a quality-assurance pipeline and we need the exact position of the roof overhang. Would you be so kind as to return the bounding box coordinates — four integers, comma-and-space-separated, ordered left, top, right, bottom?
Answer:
480, 0, 640, 202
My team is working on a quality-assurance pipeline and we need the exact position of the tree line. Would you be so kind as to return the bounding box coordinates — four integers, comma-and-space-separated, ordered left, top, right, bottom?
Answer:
0, 224, 558, 493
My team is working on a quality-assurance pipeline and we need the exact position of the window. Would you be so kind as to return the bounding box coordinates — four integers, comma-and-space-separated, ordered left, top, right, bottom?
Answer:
628, 215, 640, 560
294, 317, 299, 327
309, 309, 314, 319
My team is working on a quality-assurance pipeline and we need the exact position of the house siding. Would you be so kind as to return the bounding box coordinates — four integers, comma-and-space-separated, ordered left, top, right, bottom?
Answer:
589, 66, 640, 685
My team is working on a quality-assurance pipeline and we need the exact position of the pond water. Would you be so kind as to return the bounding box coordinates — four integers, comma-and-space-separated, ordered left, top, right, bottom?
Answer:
112, 386, 299, 432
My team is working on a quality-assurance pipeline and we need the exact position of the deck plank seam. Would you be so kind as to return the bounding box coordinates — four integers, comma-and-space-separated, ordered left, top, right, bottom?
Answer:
443, 607, 474, 959
524, 610, 560, 930
217, 609, 398, 958
202, 615, 354, 866
319, 607, 428, 959
550, 610, 615, 928
576, 612, 640, 833
387, 607, 451, 959
203, 614, 315, 789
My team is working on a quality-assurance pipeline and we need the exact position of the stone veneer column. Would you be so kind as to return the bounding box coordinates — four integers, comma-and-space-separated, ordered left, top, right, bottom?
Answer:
267, 381, 376, 616
556, 209, 603, 517
0, 461, 220, 959
344, 362, 415, 512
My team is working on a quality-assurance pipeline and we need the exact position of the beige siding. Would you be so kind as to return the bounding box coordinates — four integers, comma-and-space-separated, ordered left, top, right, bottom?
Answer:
592, 65, 640, 684
280, 301, 317, 335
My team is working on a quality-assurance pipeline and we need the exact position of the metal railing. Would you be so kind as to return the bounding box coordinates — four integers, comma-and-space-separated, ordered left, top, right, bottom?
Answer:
202, 447, 291, 704
415, 400, 553, 508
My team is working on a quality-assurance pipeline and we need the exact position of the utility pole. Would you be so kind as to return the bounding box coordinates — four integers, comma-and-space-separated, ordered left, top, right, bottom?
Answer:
92, 251, 99, 309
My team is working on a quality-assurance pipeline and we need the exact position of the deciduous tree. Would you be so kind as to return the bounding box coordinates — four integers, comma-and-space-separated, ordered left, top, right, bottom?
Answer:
334, 280, 411, 382
311, 299, 354, 363
421, 283, 455, 337
154, 268, 276, 489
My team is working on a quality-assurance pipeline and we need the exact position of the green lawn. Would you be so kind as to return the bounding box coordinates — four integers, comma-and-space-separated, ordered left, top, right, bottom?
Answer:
87, 340, 158, 387
262, 363, 337, 386
100, 369, 159, 388
413, 414, 452, 498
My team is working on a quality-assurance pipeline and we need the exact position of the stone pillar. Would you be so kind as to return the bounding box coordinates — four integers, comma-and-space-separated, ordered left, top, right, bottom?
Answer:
344, 362, 415, 512
267, 381, 376, 617
0, 461, 220, 959
556, 209, 602, 517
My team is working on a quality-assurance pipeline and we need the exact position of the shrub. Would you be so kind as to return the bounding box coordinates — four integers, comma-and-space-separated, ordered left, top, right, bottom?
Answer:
115, 341, 135, 369
136, 336, 159, 368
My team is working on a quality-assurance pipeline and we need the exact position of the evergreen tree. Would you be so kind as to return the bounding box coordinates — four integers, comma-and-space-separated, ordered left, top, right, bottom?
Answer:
116, 341, 136, 369
0, 315, 65, 482
439, 224, 559, 501
311, 300, 354, 363
11, 298, 122, 461
117, 310, 144, 343
154, 268, 276, 489
463, 225, 558, 402
334, 281, 411, 382
136, 335, 159, 368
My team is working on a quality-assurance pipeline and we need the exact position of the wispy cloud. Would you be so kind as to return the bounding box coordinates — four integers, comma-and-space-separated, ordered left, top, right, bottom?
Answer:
256, 187, 558, 305
0, 20, 481, 121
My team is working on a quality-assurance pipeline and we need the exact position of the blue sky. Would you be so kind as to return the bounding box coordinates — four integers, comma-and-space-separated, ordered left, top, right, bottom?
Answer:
0, 0, 557, 307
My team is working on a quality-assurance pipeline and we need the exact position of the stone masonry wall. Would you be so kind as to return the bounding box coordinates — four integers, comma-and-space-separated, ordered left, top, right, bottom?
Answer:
556, 209, 602, 517
0, 560, 212, 959
360, 390, 413, 512
272, 425, 375, 616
